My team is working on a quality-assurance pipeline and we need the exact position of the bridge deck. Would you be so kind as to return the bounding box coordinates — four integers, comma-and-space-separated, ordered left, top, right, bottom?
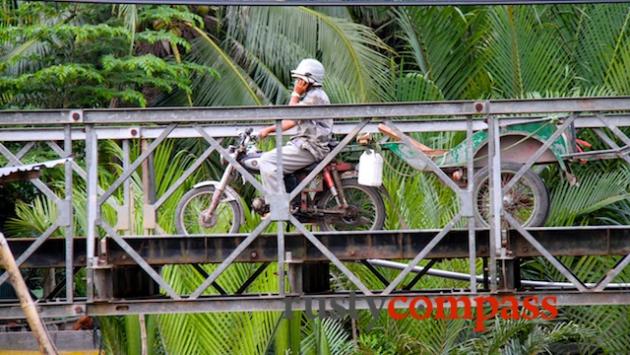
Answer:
7, 226, 630, 268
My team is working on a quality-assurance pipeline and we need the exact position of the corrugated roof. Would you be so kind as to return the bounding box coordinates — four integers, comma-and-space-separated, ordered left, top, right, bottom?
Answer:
0, 158, 70, 180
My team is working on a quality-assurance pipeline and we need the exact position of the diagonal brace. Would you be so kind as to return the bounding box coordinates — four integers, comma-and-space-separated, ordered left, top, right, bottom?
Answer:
502, 115, 575, 194
289, 119, 369, 200
382, 214, 461, 295
382, 121, 462, 193
194, 125, 266, 193
593, 254, 630, 291
191, 264, 227, 295
153, 142, 219, 209
15, 142, 35, 160
361, 260, 390, 288
592, 128, 630, 165
403, 259, 438, 290
99, 124, 176, 205
504, 213, 587, 292
0, 143, 60, 203
101, 222, 180, 299
46, 141, 120, 209
236, 263, 270, 295
289, 215, 372, 295
190, 218, 272, 299
0, 223, 59, 287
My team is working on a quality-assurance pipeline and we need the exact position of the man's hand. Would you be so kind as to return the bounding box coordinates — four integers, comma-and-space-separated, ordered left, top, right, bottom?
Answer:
293, 79, 309, 96
258, 127, 272, 139
259, 120, 297, 140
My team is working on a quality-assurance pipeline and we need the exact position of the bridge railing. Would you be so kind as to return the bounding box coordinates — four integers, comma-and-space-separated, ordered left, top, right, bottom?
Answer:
1, 96, 630, 309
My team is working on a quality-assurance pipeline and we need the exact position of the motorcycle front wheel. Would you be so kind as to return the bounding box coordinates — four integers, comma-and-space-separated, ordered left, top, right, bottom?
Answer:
317, 178, 386, 231
175, 186, 242, 235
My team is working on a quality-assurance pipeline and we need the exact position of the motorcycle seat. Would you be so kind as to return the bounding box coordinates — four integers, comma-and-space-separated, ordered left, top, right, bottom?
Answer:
295, 161, 320, 174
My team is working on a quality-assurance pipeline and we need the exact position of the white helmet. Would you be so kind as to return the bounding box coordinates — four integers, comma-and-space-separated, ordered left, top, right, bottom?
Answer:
291, 58, 325, 86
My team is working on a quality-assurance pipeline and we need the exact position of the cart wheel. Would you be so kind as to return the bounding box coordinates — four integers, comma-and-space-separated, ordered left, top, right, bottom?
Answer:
473, 162, 549, 228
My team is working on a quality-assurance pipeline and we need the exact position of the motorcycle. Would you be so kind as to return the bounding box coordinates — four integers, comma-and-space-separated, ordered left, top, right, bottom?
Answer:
175, 128, 386, 235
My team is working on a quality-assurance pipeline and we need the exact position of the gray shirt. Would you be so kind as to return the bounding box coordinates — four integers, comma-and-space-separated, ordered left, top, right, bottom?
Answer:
290, 87, 333, 160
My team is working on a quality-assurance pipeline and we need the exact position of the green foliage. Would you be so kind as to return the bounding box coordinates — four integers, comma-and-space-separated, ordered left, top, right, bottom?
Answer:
4, 195, 60, 237
546, 168, 630, 226
183, 6, 393, 106
483, 6, 574, 98
301, 317, 356, 355
456, 319, 588, 354
393, 7, 490, 99
0, 3, 215, 108
138, 5, 204, 28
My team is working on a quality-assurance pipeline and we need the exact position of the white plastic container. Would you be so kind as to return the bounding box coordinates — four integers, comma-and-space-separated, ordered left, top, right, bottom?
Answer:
358, 149, 383, 186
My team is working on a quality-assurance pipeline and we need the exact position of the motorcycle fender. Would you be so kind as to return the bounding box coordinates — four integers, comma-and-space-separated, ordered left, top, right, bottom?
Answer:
191, 181, 245, 224
340, 171, 358, 179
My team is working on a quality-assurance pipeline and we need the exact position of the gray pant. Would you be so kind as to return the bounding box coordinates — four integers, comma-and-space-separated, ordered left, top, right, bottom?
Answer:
259, 142, 317, 194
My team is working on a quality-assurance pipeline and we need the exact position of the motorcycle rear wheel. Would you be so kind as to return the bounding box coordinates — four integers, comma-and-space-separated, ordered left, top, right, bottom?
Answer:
317, 178, 386, 231
473, 162, 549, 228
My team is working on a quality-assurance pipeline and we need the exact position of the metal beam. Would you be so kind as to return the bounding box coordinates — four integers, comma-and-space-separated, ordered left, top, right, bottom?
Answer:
9, 226, 630, 268
1, 97, 630, 125
4, 115, 630, 141
3, 290, 630, 320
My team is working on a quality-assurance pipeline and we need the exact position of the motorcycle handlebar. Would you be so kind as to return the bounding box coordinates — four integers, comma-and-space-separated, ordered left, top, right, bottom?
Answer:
237, 128, 257, 147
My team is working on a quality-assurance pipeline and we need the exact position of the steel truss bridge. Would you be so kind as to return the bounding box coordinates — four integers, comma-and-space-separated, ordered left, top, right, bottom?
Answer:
2, 97, 630, 320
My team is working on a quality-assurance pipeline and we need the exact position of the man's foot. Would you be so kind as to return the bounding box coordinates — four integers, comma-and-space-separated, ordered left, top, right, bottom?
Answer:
251, 197, 269, 216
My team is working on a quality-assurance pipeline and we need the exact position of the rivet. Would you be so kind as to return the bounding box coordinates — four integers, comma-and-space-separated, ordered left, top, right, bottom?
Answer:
72, 112, 81, 121
130, 129, 138, 136
475, 103, 484, 112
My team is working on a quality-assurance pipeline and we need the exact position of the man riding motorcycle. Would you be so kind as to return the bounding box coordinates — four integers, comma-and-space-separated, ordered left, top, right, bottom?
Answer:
256, 58, 333, 199
181, 58, 386, 234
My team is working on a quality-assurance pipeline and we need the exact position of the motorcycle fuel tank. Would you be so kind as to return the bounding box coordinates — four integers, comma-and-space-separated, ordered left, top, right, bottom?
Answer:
241, 152, 262, 172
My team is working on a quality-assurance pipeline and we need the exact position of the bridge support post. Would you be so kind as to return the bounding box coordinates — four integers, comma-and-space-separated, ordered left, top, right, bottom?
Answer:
93, 238, 112, 300
286, 252, 303, 295
85, 125, 98, 301
486, 110, 501, 292
499, 230, 520, 291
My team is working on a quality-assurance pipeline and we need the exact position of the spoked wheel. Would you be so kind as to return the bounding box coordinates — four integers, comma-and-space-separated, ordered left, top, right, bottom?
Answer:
474, 162, 549, 228
175, 185, 242, 235
318, 178, 386, 231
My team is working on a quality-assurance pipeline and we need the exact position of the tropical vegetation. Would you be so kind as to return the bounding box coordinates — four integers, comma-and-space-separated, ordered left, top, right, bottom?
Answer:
2, 1, 630, 354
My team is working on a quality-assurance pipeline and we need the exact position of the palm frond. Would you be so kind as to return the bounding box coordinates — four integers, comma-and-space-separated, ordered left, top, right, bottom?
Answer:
113, 4, 138, 54
228, 37, 290, 105
546, 168, 630, 226
235, 6, 393, 102
393, 6, 490, 99
483, 6, 573, 98
570, 4, 630, 93
188, 26, 264, 106
301, 317, 356, 355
